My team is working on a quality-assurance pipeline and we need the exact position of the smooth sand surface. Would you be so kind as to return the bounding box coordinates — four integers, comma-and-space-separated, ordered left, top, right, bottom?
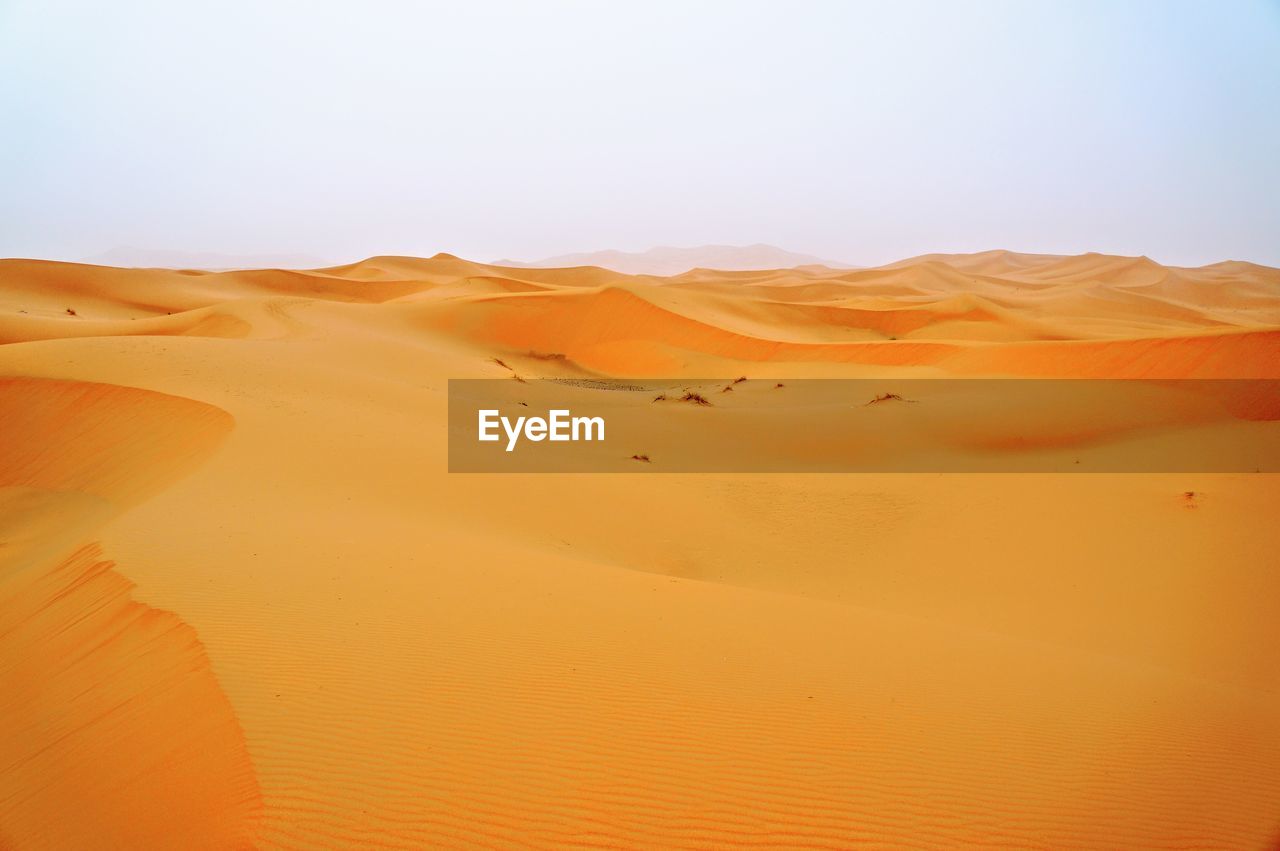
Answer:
1, 251, 1278, 848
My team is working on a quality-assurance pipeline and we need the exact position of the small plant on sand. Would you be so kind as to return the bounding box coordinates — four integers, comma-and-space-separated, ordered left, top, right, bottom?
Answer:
721, 385, 733, 393
630, 454, 651, 463
681, 391, 711, 405
866, 392, 914, 405
652, 393, 667, 402
774, 382, 785, 389
65, 307, 77, 316
511, 373, 526, 383
732, 376, 747, 384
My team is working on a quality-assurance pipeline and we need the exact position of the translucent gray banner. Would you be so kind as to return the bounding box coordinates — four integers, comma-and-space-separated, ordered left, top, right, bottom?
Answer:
448, 379, 1280, 473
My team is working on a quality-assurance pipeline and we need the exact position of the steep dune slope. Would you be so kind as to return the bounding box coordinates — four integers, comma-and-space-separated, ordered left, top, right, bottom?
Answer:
0, 378, 259, 850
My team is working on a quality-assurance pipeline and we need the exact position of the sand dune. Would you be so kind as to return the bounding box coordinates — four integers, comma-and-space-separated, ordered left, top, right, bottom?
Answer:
0, 377, 258, 850
1, 251, 1278, 848
80, 247, 332, 271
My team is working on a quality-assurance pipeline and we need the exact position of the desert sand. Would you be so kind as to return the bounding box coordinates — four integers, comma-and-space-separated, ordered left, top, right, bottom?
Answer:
1, 250, 1278, 849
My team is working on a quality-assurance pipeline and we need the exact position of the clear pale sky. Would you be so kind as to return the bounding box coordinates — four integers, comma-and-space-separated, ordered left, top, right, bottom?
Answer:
2, 0, 1278, 267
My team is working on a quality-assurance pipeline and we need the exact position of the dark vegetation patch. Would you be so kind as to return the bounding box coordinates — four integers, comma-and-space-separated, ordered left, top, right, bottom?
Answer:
866, 392, 916, 405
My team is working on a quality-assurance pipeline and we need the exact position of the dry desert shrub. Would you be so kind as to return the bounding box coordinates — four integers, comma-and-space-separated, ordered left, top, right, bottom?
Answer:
866, 392, 914, 405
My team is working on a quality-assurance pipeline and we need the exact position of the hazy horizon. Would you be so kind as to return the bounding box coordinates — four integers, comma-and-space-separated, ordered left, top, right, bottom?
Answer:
52, 241, 1280, 273
2, 0, 1278, 267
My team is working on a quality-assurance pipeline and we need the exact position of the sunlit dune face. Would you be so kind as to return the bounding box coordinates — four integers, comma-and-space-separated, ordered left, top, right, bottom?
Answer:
0, 378, 258, 849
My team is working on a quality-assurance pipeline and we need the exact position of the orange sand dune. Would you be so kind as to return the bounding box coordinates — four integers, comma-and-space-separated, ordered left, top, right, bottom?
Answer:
0, 377, 259, 849
1, 252, 1278, 848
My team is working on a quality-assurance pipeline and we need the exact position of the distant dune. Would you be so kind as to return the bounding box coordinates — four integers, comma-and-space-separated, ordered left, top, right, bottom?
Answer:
1, 249, 1279, 848
494, 243, 856, 275
79, 246, 331, 270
